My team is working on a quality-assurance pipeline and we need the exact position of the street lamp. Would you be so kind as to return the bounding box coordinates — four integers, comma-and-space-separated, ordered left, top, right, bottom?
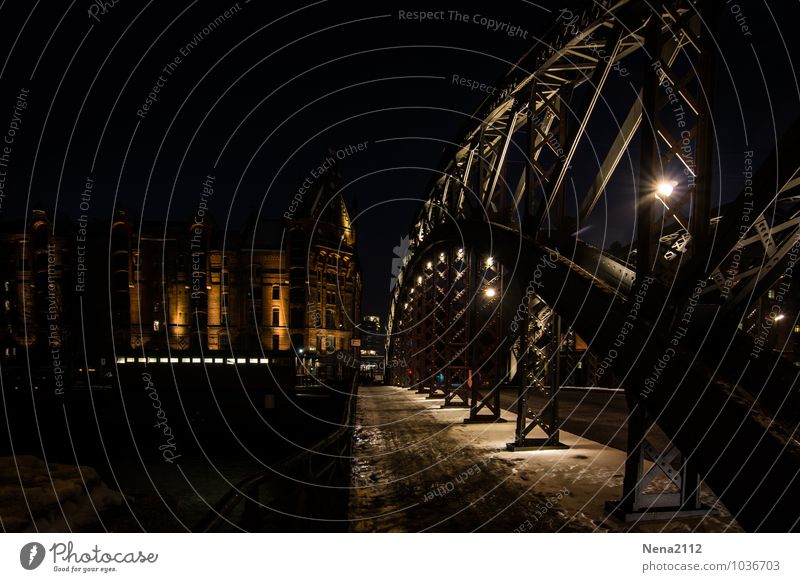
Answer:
654, 180, 678, 209
656, 181, 674, 197
484, 288, 496, 298
654, 179, 688, 232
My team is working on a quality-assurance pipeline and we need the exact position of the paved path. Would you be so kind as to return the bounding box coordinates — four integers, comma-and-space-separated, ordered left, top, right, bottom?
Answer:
348, 386, 740, 532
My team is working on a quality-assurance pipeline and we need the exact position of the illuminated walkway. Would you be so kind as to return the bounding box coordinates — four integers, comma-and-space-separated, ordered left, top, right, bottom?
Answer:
347, 386, 739, 533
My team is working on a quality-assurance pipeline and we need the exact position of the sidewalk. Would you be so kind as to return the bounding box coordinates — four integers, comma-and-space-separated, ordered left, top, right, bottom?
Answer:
348, 385, 740, 532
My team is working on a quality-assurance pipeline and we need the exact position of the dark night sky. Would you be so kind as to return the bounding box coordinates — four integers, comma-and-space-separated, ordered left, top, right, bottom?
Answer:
0, 0, 798, 318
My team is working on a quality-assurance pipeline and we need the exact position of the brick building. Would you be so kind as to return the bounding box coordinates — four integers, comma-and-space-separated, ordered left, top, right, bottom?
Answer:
0, 177, 361, 371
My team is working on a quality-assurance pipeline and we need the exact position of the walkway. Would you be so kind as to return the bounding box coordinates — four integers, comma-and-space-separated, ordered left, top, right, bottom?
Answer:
347, 386, 740, 532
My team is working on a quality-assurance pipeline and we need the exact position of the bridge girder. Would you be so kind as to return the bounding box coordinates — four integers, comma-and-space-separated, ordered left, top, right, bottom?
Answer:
386, 0, 800, 531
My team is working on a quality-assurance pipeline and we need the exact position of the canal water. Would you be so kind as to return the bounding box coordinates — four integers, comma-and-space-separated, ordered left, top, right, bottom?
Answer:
1, 365, 350, 531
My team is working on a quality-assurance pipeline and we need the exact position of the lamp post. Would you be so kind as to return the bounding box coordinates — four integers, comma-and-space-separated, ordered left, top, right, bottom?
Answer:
655, 180, 689, 233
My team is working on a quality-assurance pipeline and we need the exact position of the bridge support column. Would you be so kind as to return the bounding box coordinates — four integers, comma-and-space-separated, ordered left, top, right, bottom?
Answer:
507, 312, 566, 450
441, 372, 470, 408
463, 379, 506, 424
442, 247, 471, 408
605, 404, 709, 522
464, 253, 506, 424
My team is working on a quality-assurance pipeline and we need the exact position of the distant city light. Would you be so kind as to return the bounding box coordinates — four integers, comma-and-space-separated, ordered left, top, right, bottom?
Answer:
484, 288, 496, 298
774, 314, 785, 321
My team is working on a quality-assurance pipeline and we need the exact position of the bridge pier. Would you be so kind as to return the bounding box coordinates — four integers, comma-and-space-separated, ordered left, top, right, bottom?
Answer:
506, 309, 566, 450
442, 373, 470, 408
463, 381, 506, 424
605, 405, 711, 522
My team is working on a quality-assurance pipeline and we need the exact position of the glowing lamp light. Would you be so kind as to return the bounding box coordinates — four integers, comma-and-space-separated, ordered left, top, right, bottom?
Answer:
484, 288, 497, 298
656, 181, 675, 197
774, 314, 785, 321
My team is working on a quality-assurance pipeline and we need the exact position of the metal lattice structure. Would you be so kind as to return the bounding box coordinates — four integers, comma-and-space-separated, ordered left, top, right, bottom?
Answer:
386, 0, 800, 532
507, 301, 566, 450
442, 248, 471, 407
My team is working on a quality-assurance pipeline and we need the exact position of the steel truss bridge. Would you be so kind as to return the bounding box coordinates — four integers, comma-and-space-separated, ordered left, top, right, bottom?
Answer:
385, 0, 800, 531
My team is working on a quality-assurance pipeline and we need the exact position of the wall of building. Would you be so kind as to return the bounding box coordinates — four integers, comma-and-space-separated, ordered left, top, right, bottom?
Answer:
0, 206, 362, 362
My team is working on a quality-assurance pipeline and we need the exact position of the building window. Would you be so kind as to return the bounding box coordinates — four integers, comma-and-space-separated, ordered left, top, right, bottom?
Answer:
3, 300, 9, 312
153, 320, 160, 332
325, 309, 335, 329
272, 334, 280, 351
222, 272, 229, 287
153, 301, 160, 312
220, 334, 229, 348
272, 285, 280, 300
3, 281, 8, 292
290, 308, 304, 327
222, 293, 229, 316
326, 335, 335, 352
795, 325, 800, 334
249, 295, 262, 325
768, 290, 775, 299
309, 303, 321, 328
272, 307, 280, 327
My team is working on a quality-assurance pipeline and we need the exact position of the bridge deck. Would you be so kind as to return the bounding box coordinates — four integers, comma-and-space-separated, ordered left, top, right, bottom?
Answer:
348, 386, 740, 533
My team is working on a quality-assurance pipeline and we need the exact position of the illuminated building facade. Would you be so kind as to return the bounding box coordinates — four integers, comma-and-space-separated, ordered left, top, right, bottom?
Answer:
0, 178, 361, 365
0, 210, 70, 358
